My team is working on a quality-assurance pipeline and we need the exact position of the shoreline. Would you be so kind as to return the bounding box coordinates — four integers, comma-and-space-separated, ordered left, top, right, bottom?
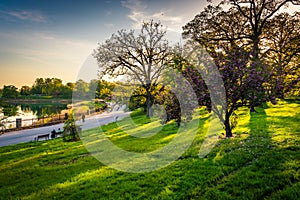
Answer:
0, 119, 65, 135
2, 98, 72, 104
0, 109, 106, 135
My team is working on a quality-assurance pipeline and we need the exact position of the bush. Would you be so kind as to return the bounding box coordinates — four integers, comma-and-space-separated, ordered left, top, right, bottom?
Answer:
63, 112, 81, 142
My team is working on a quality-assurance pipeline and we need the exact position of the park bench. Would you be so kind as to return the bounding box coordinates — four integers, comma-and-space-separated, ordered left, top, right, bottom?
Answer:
34, 133, 49, 141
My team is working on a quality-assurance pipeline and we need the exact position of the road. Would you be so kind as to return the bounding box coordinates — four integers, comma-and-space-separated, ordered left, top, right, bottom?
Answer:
0, 111, 130, 147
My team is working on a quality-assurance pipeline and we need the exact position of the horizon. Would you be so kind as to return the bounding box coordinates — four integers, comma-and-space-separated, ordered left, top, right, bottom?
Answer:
0, 0, 211, 88
1, 0, 298, 88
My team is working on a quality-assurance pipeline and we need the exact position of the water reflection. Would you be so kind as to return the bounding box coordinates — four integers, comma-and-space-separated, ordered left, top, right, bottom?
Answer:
19, 103, 68, 117
1, 103, 18, 117
0, 102, 69, 130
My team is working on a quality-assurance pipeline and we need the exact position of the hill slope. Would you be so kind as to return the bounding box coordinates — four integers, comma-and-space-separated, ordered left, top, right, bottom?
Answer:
0, 100, 299, 199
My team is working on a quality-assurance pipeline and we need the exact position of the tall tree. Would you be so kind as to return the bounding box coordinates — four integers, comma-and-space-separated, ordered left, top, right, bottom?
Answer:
2, 85, 19, 99
44, 78, 52, 95
95, 80, 115, 100
183, 0, 300, 59
73, 79, 89, 100
155, 55, 211, 125
50, 78, 63, 97
31, 78, 45, 95
181, 0, 300, 136
20, 86, 31, 96
93, 20, 173, 117
263, 12, 300, 97
227, 0, 298, 58
212, 46, 268, 137
183, 4, 300, 83
66, 82, 75, 90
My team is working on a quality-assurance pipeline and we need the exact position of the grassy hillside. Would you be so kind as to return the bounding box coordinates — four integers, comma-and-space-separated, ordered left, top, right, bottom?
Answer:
0, 100, 299, 199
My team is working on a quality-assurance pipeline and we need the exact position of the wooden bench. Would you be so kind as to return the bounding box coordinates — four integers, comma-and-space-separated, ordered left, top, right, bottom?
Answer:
34, 133, 50, 141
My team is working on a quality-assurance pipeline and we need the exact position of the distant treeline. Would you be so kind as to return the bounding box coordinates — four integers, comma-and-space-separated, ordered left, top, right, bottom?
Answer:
0, 78, 115, 100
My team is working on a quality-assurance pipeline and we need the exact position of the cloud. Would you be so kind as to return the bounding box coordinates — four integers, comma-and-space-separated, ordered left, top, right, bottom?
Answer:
121, 0, 183, 31
121, 0, 147, 11
105, 23, 115, 28
0, 9, 47, 23
0, 30, 95, 70
105, 10, 112, 16
0, 29, 96, 87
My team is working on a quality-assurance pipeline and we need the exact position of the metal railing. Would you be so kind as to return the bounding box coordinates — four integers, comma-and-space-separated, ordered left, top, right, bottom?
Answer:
0, 113, 68, 133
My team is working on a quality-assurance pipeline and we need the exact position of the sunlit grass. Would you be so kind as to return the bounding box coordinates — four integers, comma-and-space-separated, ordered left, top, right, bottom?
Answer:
234, 107, 251, 134
0, 99, 299, 199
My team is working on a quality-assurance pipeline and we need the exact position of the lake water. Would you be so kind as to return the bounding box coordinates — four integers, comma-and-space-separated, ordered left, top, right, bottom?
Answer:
0, 102, 69, 130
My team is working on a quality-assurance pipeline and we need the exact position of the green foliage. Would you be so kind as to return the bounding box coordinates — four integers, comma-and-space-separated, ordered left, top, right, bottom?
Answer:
22, 102, 68, 118
62, 112, 81, 142
31, 78, 72, 98
73, 79, 89, 99
95, 80, 115, 100
2, 85, 19, 98
182, 1, 300, 136
1, 103, 17, 117
285, 66, 300, 97
93, 20, 172, 117
1, 78, 116, 100
20, 86, 31, 96
0, 100, 299, 199
128, 87, 147, 111
230, 111, 239, 130
73, 79, 116, 101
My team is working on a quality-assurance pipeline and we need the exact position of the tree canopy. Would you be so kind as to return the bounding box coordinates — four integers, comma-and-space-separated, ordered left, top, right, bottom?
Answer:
93, 20, 173, 117
182, 0, 300, 137
2, 85, 19, 99
0, 78, 116, 101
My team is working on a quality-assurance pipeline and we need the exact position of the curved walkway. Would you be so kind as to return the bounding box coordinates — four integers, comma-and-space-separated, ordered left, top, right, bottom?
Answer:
0, 111, 130, 147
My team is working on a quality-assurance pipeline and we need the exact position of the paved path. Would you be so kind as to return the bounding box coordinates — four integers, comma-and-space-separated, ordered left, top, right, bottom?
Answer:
0, 111, 130, 147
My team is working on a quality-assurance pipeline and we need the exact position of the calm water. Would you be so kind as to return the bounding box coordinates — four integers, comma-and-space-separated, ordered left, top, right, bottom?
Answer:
0, 102, 69, 129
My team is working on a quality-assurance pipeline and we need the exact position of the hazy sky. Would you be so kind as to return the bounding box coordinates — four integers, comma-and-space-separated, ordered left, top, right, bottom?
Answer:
0, 0, 298, 88
0, 0, 212, 88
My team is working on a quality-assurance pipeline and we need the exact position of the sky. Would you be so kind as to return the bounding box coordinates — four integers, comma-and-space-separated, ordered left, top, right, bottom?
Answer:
0, 0, 298, 88
0, 0, 212, 88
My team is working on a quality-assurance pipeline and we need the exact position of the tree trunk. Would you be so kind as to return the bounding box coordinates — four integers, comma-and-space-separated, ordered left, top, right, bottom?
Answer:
146, 89, 152, 118
253, 37, 260, 61
224, 113, 233, 137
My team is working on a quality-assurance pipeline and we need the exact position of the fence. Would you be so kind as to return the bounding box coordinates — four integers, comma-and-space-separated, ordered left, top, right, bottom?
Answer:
0, 106, 108, 133
0, 113, 68, 133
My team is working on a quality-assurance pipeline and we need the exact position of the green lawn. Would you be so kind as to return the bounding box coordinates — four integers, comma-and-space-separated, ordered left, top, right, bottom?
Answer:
0, 100, 299, 199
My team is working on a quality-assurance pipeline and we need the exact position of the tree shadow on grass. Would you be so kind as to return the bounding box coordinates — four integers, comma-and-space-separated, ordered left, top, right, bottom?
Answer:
0, 139, 103, 199
188, 102, 299, 199
18, 114, 214, 199
49, 102, 298, 200
1, 102, 299, 199
210, 102, 300, 199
